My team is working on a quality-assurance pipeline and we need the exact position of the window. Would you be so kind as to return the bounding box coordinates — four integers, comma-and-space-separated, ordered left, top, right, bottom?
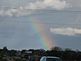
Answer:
46, 58, 61, 61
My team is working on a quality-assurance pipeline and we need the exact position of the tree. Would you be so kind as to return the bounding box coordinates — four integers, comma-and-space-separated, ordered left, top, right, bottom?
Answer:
3, 46, 8, 52
64, 48, 73, 51
51, 46, 63, 51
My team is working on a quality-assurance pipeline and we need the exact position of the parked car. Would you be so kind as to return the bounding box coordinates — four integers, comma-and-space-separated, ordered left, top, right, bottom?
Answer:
40, 56, 62, 61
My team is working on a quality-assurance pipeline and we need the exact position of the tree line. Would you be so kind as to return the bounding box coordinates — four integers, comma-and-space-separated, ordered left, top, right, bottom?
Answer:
0, 46, 81, 61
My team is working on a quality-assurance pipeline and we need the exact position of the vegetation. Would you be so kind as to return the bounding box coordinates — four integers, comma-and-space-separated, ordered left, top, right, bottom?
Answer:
0, 46, 81, 61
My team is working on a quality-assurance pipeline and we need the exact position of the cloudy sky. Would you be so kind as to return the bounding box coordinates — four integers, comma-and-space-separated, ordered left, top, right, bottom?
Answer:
0, 0, 81, 50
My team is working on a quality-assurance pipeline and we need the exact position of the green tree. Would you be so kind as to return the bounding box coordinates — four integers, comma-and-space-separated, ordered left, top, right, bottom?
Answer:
51, 46, 63, 51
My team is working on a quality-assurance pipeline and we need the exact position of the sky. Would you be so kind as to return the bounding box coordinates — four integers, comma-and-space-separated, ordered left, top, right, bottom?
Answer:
0, 0, 81, 50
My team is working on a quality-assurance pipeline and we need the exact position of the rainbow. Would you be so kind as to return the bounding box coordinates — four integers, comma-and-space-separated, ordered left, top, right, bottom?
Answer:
30, 16, 55, 50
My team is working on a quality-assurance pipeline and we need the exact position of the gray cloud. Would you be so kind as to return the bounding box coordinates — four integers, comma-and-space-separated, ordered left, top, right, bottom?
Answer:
0, 0, 70, 16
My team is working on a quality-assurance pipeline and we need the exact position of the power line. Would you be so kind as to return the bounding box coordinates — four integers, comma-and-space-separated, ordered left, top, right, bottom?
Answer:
17, 21, 81, 25
27, 10, 81, 16
34, 9, 81, 12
